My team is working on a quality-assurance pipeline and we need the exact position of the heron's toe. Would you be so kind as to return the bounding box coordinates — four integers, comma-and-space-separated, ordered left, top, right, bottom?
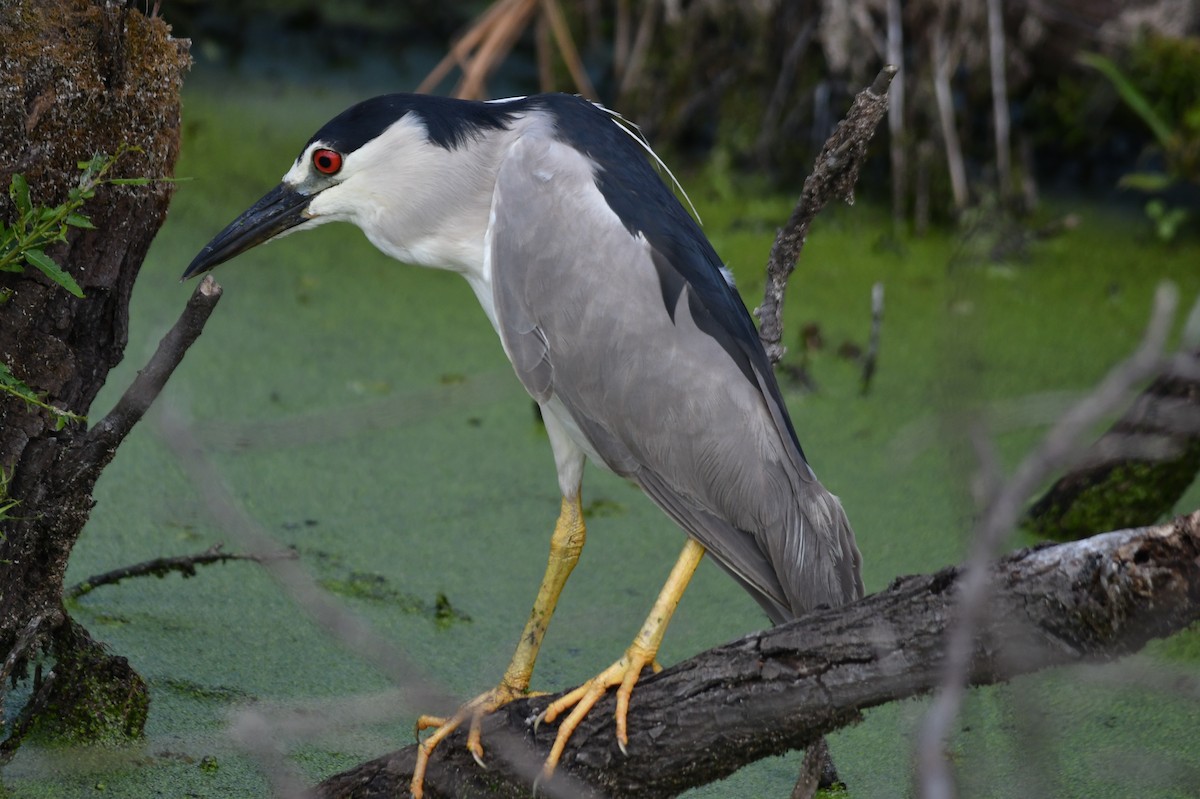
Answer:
410, 683, 529, 798
537, 642, 657, 779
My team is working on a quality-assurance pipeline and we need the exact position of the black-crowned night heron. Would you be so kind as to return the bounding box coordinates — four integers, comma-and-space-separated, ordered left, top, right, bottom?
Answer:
184, 92, 863, 797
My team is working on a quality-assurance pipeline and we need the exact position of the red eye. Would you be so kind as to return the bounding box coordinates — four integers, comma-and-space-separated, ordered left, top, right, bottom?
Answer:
312, 148, 342, 175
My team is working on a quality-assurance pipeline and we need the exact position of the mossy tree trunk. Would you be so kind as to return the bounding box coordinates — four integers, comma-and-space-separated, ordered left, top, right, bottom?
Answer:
0, 0, 188, 750
1025, 356, 1200, 540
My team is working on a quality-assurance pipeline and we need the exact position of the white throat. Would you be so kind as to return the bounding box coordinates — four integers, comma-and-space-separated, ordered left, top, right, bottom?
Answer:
294, 113, 542, 330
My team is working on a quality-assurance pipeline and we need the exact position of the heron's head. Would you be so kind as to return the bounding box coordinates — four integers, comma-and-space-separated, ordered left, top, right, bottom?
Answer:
183, 94, 518, 279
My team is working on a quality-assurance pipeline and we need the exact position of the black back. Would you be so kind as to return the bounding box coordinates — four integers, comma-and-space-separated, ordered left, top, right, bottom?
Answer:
303, 92, 808, 463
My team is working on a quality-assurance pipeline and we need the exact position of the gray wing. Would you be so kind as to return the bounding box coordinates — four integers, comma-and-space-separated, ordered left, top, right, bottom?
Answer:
490, 131, 862, 621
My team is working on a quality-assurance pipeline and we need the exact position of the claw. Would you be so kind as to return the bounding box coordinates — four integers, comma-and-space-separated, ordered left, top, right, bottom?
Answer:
536, 643, 656, 780
410, 684, 525, 799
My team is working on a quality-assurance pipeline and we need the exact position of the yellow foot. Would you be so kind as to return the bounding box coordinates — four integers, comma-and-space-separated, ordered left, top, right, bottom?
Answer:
411, 683, 543, 799
535, 642, 657, 782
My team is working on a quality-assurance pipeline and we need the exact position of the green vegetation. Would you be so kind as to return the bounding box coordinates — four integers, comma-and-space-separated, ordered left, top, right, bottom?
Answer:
18, 624, 149, 749
1081, 36, 1200, 240
0, 466, 17, 525
0, 147, 166, 429
0, 148, 156, 298
319, 572, 472, 628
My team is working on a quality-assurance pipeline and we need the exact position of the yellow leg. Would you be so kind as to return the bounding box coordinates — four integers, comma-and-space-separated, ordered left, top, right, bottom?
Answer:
537, 538, 706, 781
410, 495, 586, 799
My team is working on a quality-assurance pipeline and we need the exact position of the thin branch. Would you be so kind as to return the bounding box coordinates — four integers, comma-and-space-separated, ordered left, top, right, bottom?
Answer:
756, 66, 897, 365
917, 283, 1179, 799
0, 609, 63, 713
539, 0, 598, 100
0, 664, 57, 761
64, 275, 222, 487
790, 737, 831, 799
65, 543, 294, 600
860, 282, 884, 395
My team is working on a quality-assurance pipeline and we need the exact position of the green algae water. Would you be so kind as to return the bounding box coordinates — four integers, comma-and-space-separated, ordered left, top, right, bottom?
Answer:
3, 77, 1199, 798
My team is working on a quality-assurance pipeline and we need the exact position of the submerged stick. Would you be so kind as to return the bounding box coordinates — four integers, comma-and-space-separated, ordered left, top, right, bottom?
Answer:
66, 543, 294, 599
861, 282, 884, 396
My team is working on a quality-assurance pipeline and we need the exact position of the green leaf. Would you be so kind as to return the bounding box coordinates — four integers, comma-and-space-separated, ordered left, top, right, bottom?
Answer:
106, 177, 154, 186
1079, 52, 1175, 148
77, 153, 106, 179
9, 173, 31, 215
65, 212, 96, 229
1118, 171, 1176, 192
24, 249, 84, 297
1185, 105, 1200, 133
0, 360, 86, 426
0, 360, 20, 387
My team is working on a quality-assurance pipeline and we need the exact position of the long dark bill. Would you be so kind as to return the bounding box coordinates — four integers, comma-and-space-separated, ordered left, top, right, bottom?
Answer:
182, 184, 314, 279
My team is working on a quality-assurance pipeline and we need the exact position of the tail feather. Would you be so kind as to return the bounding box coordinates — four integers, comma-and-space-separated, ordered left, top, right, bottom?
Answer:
763, 484, 864, 619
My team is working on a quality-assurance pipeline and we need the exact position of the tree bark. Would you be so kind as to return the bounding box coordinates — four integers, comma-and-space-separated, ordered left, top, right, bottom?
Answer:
0, 0, 189, 746
756, 65, 896, 366
314, 511, 1200, 799
1025, 351, 1200, 540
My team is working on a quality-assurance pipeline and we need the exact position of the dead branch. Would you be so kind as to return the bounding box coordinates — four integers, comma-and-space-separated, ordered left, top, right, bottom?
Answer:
65, 543, 294, 600
417, 0, 596, 100
0, 609, 63, 721
312, 512, 1200, 799
61, 276, 223, 490
860, 282, 884, 396
756, 65, 897, 365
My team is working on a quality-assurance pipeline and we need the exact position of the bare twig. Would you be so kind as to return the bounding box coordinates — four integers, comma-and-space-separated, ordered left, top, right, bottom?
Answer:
755, 20, 816, 165
539, 0, 598, 100
790, 737, 830, 799
0, 664, 57, 761
756, 66, 897, 365
0, 609, 63, 717
65, 543, 294, 600
860, 282, 884, 395
917, 283, 1180, 799
64, 276, 223, 488
617, 0, 658, 103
